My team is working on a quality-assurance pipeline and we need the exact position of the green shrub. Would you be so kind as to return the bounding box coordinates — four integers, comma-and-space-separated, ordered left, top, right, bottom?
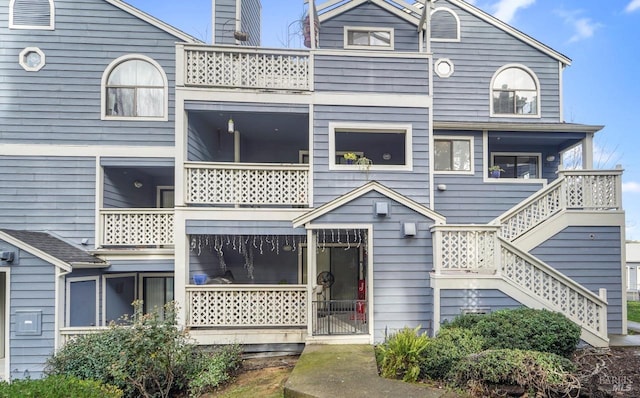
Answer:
421, 328, 485, 380
441, 313, 484, 330
47, 302, 242, 398
188, 345, 242, 397
444, 308, 580, 357
0, 375, 122, 398
376, 325, 430, 382
449, 349, 577, 397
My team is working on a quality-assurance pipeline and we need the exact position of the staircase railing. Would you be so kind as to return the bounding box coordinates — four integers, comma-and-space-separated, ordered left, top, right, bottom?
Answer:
495, 169, 623, 241
432, 226, 609, 342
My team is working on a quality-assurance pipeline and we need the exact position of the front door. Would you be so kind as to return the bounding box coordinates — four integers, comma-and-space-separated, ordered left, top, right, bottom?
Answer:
312, 245, 367, 335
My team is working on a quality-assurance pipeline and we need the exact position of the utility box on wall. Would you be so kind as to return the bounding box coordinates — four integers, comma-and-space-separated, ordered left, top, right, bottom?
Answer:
16, 310, 42, 336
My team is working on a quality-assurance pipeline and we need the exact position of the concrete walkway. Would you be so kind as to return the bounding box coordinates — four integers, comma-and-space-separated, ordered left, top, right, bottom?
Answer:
609, 320, 640, 346
284, 344, 453, 398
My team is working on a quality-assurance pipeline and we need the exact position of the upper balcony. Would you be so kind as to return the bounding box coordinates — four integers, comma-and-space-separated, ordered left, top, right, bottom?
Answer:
98, 164, 175, 249
177, 44, 430, 96
178, 44, 311, 92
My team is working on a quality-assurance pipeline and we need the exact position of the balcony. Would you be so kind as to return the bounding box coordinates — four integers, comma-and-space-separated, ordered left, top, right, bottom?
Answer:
186, 284, 307, 328
99, 209, 174, 247
180, 44, 311, 91
185, 162, 310, 207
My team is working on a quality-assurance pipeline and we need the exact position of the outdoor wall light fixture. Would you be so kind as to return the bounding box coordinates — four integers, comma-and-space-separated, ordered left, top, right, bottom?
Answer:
133, 180, 143, 189
228, 118, 235, 133
282, 244, 293, 252
546, 155, 556, 162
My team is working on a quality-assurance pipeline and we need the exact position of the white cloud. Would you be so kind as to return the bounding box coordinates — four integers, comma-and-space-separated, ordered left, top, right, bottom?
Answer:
623, 182, 640, 193
554, 8, 603, 43
492, 0, 535, 24
568, 17, 602, 43
626, 0, 640, 13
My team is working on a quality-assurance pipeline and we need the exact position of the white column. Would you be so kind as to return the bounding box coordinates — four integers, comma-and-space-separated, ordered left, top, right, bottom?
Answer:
582, 133, 594, 169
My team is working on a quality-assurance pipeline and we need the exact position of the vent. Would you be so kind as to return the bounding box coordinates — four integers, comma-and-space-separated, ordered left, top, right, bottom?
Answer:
10, 0, 54, 29
431, 8, 459, 41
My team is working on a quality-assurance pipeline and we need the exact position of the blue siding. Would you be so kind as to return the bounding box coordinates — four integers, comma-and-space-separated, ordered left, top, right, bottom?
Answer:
0, 0, 180, 146
319, 2, 419, 52
313, 106, 430, 207
214, 0, 236, 45
106, 259, 175, 273
3, 244, 56, 380
531, 226, 623, 334
314, 54, 429, 94
439, 289, 522, 325
431, 0, 561, 122
311, 191, 437, 343
0, 156, 96, 243
240, 0, 261, 46
433, 131, 543, 223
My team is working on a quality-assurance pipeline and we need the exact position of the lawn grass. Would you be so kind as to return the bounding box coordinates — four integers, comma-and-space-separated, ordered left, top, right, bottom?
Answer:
628, 301, 640, 323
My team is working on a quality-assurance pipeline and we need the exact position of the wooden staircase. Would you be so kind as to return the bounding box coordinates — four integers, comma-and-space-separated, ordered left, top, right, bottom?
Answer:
432, 169, 623, 347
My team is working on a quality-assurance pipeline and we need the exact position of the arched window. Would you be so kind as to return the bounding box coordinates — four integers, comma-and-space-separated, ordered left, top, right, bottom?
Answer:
102, 56, 167, 119
491, 65, 540, 117
431, 7, 460, 41
10, 0, 54, 30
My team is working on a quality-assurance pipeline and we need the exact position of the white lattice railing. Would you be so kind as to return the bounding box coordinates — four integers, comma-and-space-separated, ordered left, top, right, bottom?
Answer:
432, 225, 500, 273
500, 241, 608, 339
185, 162, 310, 206
432, 226, 608, 341
181, 44, 311, 90
187, 285, 307, 328
100, 209, 174, 247
497, 170, 622, 241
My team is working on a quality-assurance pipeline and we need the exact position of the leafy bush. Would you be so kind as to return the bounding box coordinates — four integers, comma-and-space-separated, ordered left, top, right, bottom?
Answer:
449, 349, 578, 397
47, 302, 242, 398
444, 308, 581, 357
421, 328, 485, 380
0, 375, 122, 397
188, 345, 242, 397
441, 313, 484, 330
376, 325, 430, 382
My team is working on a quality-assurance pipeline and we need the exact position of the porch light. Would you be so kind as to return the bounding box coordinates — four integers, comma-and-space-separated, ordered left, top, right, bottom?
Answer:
228, 118, 234, 133
133, 180, 143, 189
546, 155, 556, 162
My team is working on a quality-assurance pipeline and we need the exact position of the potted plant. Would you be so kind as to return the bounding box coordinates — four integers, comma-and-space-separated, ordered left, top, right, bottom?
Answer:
343, 152, 358, 164
488, 165, 504, 178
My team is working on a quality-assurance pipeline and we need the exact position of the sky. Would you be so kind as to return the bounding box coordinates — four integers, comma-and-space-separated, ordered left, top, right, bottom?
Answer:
126, 0, 640, 239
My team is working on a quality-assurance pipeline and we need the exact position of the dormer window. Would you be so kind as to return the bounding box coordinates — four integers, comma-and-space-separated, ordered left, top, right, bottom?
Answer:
344, 27, 394, 50
491, 65, 540, 117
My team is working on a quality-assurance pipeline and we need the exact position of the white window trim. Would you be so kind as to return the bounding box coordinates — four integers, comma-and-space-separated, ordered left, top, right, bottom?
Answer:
431, 7, 461, 42
490, 152, 544, 182
156, 185, 175, 208
139, 273, 174, 312
344, 26, 394, 51
329, 122, 413, 171
102, 273, 137, 326
9, 0, 55, 30
101, 54, 169, 121
434, 135, 475, 175
489, 64, 541, 119
18, 47, 46, 72
65, 276, 99, 327
434, 58, 454, 78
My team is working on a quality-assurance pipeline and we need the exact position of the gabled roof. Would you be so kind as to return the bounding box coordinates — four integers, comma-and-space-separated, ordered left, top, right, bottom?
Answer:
107, 0, 201, 44
293, 181, 446, 227
0, 229, 108, 272
314, 0, 571, 65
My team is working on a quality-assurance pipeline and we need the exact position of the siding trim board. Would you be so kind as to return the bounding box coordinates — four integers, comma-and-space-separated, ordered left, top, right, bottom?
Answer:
293, 181, 446, 228
319, 0, 421, 26
103, 0, 199, 43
